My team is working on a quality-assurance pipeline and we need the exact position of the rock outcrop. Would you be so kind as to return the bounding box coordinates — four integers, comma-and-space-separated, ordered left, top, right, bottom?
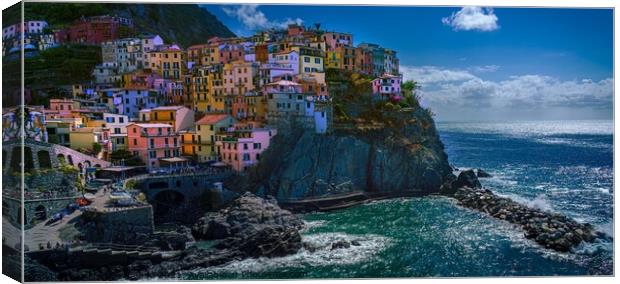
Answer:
54, 193, 306, 281
192, 192, 305, 240
476, 169, 492, 178
446, 171, 610, 252
245, 108, 453, 200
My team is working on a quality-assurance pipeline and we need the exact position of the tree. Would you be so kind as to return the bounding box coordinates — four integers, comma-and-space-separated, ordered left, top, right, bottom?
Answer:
92, 142, 102, 154
402, 80, 421, 108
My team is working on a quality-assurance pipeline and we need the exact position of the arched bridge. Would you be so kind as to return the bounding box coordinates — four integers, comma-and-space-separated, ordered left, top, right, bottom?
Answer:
2, 138, 111, 173
126, 171, 233, 204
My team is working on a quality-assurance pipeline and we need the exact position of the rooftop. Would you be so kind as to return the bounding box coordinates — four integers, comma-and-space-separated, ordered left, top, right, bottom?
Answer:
196, 114, 229, 125
128, 123, 173, 128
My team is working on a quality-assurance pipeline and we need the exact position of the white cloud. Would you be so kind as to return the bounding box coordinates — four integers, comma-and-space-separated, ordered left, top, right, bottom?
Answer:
400, 65, 613, 120
222, 5, 303, 31
469, 65, 500, 73
442, 7, 499, 32
400, 65, 477, 84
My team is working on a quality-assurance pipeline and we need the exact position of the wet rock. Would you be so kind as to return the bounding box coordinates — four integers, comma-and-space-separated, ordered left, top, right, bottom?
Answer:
454, 170, 482, 189
476, 169, 492, 178
439, 174, 457, 195
453, 186, 605, 253
192, 192, 305, 241
330, 240, 351, 250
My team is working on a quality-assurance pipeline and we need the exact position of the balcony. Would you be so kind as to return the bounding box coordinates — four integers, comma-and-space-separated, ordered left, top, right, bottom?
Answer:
140, 131, 173, 137
148, 144, 179, 149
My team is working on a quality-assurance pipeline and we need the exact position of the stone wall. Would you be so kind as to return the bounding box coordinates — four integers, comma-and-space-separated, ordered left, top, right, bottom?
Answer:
81, 206, 154, 244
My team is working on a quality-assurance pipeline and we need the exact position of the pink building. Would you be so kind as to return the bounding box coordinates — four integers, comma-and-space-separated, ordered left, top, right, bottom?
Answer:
216, 127, 277, 171
372, 74, 402, 99
223, 61, 258, 95
46, 98, 75, 119
322, 32, 353, 51
127, 123, 181, 169
218, 43, 245, 64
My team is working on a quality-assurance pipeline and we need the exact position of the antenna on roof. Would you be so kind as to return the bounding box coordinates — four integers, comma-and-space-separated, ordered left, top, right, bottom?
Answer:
314, 23, 321, 31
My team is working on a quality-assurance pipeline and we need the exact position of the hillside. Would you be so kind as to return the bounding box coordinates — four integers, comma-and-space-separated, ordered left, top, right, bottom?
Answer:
3, 3, 235, 47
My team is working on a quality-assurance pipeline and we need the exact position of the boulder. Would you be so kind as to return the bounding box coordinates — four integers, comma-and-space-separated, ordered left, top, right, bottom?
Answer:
476, 169, 492, 178
439, 174, 457, 195
192, 192, 305, 241
454, 170, 482, 189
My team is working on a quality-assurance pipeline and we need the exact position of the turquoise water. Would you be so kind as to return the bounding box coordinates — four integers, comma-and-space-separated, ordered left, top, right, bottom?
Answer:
182, 120, 613, 279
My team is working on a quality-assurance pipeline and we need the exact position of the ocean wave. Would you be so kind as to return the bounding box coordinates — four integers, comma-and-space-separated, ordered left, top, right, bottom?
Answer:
554, 165, 613, 178
302, 220, 327, 231
534, 137, 612, 150
184, 232, 391, 276
437, 120, 613, 137
494, 193, 555, 212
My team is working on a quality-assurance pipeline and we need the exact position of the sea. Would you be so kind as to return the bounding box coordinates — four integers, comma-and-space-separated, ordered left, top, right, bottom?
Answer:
182, 120, 614, 279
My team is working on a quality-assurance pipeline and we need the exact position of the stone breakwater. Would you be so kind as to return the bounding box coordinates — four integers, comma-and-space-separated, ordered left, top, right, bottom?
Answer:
449, 170, 610, 252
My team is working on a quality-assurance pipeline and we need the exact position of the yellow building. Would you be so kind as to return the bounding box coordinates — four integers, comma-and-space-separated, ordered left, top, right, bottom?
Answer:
190, 64, 225, 113
325, 50, 343, 69
291, 46, 324, 74
139, 105, 195, 132
69, 127, 110, 159
146, 45, 186, 80
181, 114, 236, 163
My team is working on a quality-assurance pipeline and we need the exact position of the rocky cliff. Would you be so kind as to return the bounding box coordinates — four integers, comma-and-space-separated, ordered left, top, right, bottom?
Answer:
244, 108, 453, 200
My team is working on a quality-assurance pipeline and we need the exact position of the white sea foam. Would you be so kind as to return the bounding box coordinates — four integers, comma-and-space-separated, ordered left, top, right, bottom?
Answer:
302, 220, 327, 231
186, 232, 391, 276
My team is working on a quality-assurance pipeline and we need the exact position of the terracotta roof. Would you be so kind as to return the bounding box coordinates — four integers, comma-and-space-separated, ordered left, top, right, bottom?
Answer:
195, 114, 229, 125
128, 123, 173, 128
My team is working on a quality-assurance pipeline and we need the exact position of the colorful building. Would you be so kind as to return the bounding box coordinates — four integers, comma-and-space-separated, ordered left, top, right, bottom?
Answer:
55, 15, 134, 45
322, 32, 353, 51
69, 127, 111, 159
223, 61, 259, 96
146, 44, 185, 80
181, 114, 236, 163
291, 46, 324, 74
138, 105, 194, 133
103, 113, 130, 151
372, 73, 402, 99
215, 127, 277, 171
126, 123, 180, 169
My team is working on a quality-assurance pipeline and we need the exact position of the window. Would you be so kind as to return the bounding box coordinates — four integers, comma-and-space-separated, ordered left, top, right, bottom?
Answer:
304, 57, 310, 63
315, 58, 320, 64
243, 143, 248, 150
243, 153, 250, 161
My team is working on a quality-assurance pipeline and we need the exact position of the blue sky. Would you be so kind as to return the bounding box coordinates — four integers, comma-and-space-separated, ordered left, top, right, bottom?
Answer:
200, 4, 613, 121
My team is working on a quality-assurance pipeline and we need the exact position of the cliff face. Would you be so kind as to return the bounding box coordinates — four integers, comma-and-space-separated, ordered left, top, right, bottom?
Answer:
246, 108, 452, 200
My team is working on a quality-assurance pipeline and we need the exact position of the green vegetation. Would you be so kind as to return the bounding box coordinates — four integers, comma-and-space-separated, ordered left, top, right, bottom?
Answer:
92, 143, 102, 155
125, 179, 137, 190
326, 69, 428, 125
5, 3, 235, 47
2, 44, 101, 107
